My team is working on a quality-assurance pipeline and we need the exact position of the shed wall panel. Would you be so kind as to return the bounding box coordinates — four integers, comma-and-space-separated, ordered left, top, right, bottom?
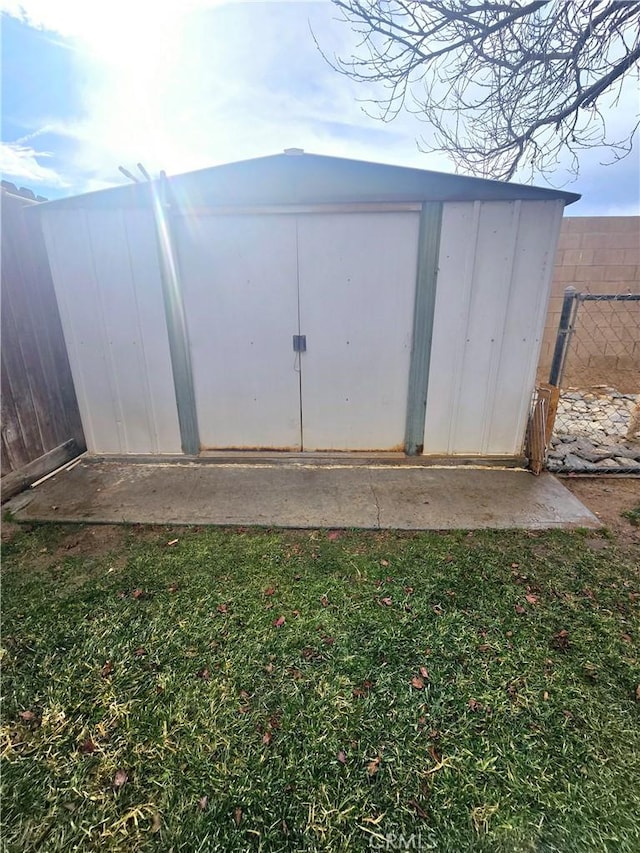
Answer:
40, 208, 181, 454
424, 200, 563, 455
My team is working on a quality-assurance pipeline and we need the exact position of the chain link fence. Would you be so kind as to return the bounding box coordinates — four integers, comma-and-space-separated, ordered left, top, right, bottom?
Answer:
546, 290, 640, 474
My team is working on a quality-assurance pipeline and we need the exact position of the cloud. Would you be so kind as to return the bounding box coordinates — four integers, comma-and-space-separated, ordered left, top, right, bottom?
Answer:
1, 0, 637, 213
0, 140, 70, 187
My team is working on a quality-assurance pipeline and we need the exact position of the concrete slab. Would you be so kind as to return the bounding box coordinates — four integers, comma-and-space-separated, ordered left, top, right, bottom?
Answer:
8, 459, 600, 530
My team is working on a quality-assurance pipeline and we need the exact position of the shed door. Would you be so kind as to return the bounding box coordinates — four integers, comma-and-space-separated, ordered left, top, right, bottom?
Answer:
177, 214, 302, 450
297, 212, 420, 450
177, 209, 420, 451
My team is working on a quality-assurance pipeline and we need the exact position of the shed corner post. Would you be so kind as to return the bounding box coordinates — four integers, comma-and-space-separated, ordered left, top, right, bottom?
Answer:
151, 178, 200, 456
404, 201, 443, 456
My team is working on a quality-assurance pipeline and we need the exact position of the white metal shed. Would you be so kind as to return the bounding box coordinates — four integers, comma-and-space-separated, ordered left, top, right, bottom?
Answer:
36, 151, 579, 462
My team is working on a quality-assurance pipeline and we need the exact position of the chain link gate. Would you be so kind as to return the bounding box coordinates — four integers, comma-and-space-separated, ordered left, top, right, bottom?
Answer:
542, 289, 640, 474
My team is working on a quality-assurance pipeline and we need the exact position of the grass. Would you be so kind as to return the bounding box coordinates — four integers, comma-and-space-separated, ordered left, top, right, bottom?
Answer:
1, 523, 639, 852
622, 505, 640, 527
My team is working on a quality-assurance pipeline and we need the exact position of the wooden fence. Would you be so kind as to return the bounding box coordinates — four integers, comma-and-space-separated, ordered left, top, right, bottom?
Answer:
1, 186, 85, 499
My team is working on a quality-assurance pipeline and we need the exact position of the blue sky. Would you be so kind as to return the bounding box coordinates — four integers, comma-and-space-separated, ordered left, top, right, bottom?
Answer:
1, 1, 638, 214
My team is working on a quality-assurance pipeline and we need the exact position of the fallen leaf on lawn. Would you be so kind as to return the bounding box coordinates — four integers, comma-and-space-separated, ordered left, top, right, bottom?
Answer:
216, 603, 229, 614
262, 731, 273, 746
428, 745, 441, 763
234, 807, 242, 826
238, 705, 250, 714
404, 586, 414, 595
511, 563, 520, 569
408, 799, 428, 819
327, 531, 341, 541
287, 667, 302, 680
113, 769, 128, 790
432, 605, 443, 616
80, 738, 97, 754
134, 647, 147, 657
514, 604, 526, 615
553, 629, 570, 650
19, 710, 36, 721
264, 587, 276, 596
132, 588, 145, 599
525, 593, 539, 605
367, 756, 381, 776
380, 597, 393, 607
419, 667, 429, 679
151, 812, 162, 833
292, 609, 301, 618
320, 595, 329, 607
478, 644, 491, 652
168, 583, 179, 593
265, 662, 274, 674
198, 796, 209, 811
468, 698, 482, 711
543, 691, 549, 701
101, 661, 114, 678
239, 690, 251, 700
411, 676, 425, 690
167, 539, 179, 546
622, 633, 632, 643
337, 750, 347, 764
197, 668, 211, 680
322, 635, 335, 645
273, 616, 286, 627
636, 685, 640, 702
380, 559, 389, 567
563, 710, 573, 719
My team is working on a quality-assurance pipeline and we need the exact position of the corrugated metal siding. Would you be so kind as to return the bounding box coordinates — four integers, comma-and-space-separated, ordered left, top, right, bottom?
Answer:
40, 207, 181, 454
424, 200, 563, 455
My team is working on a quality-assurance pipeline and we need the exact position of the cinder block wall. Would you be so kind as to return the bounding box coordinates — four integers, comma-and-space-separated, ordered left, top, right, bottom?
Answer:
538, 216, 640, 392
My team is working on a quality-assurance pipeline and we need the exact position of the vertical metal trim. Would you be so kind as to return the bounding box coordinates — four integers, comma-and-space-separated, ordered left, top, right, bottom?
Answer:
404, 202, 443, 455
149, 179, 200, 455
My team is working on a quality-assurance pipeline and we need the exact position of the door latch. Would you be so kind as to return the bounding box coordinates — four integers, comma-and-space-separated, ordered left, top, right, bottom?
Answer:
292, 335, 307, 352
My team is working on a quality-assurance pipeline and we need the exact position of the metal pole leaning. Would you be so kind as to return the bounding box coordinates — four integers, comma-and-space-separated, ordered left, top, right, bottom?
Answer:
549, 286, 577, 387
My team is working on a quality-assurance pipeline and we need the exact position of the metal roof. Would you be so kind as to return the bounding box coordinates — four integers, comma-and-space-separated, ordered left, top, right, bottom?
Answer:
37, 151, 581, 210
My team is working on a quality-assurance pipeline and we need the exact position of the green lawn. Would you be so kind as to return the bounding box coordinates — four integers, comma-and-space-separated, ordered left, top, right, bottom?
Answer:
1, 523, 639, 852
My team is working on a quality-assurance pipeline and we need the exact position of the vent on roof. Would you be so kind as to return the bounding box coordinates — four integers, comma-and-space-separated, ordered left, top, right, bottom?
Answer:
283, 148, 304, 156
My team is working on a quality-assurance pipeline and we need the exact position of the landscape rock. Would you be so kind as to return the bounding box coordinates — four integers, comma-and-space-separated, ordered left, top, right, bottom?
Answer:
547, 388, 640, 473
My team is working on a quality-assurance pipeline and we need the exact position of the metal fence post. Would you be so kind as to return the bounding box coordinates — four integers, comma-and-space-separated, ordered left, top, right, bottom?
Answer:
549, 286, 577, 387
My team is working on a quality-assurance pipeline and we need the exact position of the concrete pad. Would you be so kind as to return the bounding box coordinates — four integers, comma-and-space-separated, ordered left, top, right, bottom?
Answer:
8, 459, 600, 530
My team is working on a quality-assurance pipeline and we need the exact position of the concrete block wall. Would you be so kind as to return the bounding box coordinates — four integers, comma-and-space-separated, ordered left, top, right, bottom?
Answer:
538, 216, 640, 392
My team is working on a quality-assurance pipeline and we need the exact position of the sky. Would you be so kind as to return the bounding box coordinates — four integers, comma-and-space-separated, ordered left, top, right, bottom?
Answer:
1, 0, 639, 214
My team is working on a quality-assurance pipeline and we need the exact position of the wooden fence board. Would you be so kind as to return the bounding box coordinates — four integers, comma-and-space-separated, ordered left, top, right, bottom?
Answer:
1, 189, 85, 498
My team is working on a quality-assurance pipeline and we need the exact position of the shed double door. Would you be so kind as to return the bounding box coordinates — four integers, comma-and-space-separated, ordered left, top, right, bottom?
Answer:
177, 210, 420, 451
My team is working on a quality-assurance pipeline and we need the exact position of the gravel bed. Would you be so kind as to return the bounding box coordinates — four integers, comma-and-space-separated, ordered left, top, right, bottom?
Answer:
547, 387, 640, 473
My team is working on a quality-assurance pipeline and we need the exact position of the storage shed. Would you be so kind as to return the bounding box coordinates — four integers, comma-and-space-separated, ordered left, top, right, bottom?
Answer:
36, 151, 579, 461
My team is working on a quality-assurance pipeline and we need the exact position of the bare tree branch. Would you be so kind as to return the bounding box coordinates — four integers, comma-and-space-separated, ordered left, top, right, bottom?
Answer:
320, 0, 640, 179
